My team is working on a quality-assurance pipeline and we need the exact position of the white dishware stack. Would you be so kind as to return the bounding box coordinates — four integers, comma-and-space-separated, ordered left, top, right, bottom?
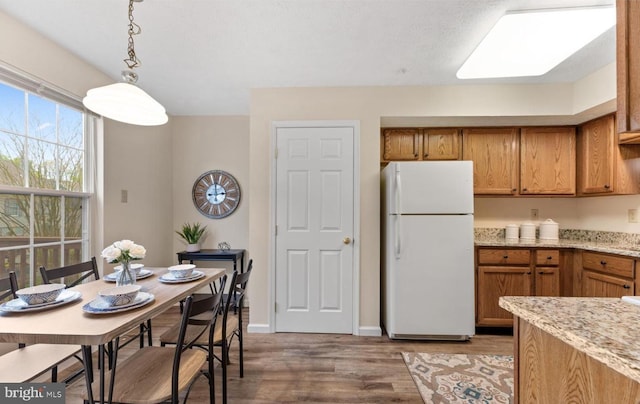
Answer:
539, 218, 559, 241
505, 224, 519, 242
520, 222, 536, 242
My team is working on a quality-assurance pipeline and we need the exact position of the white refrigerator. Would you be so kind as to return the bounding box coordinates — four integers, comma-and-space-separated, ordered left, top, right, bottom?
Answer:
381, 161, 475, 340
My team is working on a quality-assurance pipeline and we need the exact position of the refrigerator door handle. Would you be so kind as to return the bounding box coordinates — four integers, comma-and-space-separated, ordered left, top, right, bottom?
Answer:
394, 214, 401, 259
395, 168, 402, 215
394, 167, 402, 258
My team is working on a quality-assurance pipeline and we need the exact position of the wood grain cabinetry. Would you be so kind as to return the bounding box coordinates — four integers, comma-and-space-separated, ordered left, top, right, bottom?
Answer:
381, 128, 420, 161
534, 250, 560, 297
617, 0, 640, 142
580, 251, 635, 297
462, 128, 519, 195
577, 114, 640, 195
381, 128, 461, 161
515, 317, 640, 403
520, 127, 576, 195
476, 248, 562, 327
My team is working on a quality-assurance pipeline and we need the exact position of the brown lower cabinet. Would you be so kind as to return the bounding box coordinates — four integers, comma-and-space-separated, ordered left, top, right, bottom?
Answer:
476, 247, 640, 327
475, 248, 561, 327
580, 251, 635, 297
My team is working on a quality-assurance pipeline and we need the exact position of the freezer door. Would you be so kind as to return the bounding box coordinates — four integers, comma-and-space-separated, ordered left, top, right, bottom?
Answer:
385, 161, 473, 215
384, 214, 475, 338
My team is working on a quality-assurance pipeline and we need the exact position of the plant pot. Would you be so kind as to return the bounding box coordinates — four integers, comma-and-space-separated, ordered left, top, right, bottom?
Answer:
186, 243, 200, 252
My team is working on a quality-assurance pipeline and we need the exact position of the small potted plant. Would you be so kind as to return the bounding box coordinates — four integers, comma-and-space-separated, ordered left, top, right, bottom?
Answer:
176, 222, 207, 252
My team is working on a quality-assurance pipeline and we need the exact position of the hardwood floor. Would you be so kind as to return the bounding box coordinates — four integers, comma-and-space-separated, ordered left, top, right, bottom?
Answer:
62, 307, 513, 403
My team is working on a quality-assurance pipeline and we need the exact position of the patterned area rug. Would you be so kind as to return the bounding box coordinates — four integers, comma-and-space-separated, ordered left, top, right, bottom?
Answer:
402, 353, 514, 403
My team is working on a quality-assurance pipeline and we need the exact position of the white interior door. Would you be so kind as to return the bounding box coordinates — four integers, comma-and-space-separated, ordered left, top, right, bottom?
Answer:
275, 124, 355, 333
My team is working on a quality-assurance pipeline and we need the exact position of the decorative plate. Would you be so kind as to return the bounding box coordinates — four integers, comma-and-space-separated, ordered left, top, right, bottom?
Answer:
82, 292, 155, 314
158, 270, 205, 284
0, 290, 82, 313
103, 269, 154, 282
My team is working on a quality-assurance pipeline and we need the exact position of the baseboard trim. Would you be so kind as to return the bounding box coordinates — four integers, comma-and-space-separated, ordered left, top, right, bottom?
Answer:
358, 326, 382, 337
247, 323, 271, 333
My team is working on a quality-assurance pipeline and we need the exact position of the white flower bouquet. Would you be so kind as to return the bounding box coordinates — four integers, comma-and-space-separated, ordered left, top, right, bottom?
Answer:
101, 239, 146, 264
101, 240, 146, 287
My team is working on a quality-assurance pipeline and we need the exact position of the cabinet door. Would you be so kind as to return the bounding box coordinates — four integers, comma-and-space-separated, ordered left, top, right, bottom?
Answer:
462, 128, 519, 195
423, 128, 460, 160
578, 115, 614, 194
520, 127, 576, 195
477, 266, 532, 326
534, 267, 560, 296
381, 129, 419, 161
582, 270, 634, 297
617, 0, 640, 136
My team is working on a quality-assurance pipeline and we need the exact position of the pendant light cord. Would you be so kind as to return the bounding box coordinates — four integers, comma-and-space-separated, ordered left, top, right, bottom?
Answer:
124, 0, 142, 70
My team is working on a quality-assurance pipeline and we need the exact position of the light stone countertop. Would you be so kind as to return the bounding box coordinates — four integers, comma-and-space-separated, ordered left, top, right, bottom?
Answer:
499, 296, 640, 384
475, 238, 640, 259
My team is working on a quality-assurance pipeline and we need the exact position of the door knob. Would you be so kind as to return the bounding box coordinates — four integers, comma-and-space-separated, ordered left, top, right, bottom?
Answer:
343, 237, 352, 245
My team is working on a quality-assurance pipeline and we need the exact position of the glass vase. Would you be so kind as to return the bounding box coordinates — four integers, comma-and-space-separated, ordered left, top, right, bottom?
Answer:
116, 261, 136, 287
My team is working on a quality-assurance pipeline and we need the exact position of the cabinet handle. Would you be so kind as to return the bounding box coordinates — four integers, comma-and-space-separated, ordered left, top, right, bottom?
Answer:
527, 271, 532, 275
600, 260, 607, 265
512, 188, 517, 192
547, 256, 553, 260
522, 188, 528, 192
604, 184, 610, 189
624, 284, 631, 289
538, 271, 544, 274
414, 153, 418, 158
424, 153, 429, 158
503, 255, 509, 259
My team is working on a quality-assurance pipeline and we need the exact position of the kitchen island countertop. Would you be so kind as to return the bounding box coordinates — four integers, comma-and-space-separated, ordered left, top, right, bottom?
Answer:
499, 296, 640, 384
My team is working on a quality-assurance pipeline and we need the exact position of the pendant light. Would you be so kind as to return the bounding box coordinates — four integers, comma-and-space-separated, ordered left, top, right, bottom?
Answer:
83, 0, 168, 126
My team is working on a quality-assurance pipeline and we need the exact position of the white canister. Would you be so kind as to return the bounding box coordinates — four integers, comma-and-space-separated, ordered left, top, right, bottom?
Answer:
539, 219, 559, 240
520, 222, 536, 241
505, 224, 519, 241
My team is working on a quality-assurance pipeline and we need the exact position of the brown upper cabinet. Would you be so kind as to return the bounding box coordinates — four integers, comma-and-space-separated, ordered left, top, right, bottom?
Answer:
520, 126, 576, 195
462, 128, 519, 195
617, 0, 640, 143
577, 114, 640, 195
381, 128, 461, 161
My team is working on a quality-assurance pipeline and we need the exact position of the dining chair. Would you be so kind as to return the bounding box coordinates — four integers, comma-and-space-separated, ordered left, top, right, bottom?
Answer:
40, 257, 153, 350
0, 271, 83, 384
159, 259, 253, 404
96, 275, 227, 404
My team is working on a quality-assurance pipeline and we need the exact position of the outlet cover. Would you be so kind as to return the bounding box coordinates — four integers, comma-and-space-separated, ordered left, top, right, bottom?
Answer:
629, 209, 639, 223
531, 208, 539, 220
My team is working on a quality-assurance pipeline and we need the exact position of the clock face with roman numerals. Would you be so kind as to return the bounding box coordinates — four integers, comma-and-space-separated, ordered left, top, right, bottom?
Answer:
192, 170, 241, 219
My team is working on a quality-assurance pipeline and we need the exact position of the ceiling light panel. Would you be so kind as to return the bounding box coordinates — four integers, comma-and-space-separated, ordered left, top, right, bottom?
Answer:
456, 6, 616, 79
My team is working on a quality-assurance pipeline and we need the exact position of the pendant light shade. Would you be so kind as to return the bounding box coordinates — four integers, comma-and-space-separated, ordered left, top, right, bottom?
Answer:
82, 0, 167, 126
83, 82, 168, 126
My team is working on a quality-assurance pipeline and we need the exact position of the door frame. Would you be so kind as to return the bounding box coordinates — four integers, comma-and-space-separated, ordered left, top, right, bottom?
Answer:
269, 120, 361, 335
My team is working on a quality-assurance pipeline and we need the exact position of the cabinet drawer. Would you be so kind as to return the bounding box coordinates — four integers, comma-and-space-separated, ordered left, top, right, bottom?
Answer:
582, 251, 635, 278
536, 250, 560, 266
478, 249, 530, 265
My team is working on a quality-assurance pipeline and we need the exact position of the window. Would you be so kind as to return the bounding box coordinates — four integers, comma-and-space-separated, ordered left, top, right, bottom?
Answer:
0, 75, 95, 288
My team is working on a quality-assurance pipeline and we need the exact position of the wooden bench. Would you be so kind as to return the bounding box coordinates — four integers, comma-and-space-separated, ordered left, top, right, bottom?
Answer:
0, 344, 81, 383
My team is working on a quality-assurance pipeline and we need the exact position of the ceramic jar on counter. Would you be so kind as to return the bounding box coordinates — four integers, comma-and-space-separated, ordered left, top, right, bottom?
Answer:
539, 219, 559, 241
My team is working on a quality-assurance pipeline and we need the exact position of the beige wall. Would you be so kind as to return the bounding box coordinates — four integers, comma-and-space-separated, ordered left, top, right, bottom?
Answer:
3, 9, 636, 335
249, 67, 617, 332
170, 116, 250, 274
0, 10, 175, 273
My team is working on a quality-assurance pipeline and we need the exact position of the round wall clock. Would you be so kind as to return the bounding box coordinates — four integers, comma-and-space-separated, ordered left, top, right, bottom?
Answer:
192, 170, 241, 219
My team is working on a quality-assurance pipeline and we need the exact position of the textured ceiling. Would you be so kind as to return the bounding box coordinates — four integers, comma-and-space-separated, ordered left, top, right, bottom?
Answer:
0, 0, 616, 116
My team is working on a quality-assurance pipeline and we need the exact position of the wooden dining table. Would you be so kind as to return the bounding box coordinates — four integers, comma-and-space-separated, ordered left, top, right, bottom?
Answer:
0, 266, 225, 404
